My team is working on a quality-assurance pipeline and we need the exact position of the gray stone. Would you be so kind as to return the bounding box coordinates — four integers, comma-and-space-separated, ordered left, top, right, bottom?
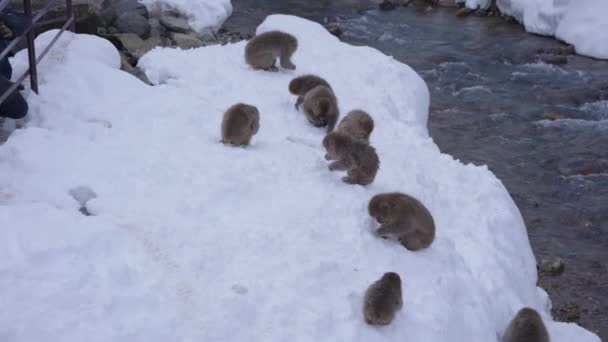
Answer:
120, 53, 153, 85
115, 12, 151, 38
109, 33, 146, 53
109, 34, 160, 60
160, 11, 191, 33
101, 0, 149, 26
538, 257, 565, 276
170, 32, 203, 49
149, 17, 168, 38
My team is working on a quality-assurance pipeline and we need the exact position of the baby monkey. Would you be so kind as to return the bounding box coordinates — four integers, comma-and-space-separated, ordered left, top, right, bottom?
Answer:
288, 74, 332, 110
368, 192, 435, 251
245, 31, 298, 71
221, 103, 260, 146
302, 85, 339, 132
323, 132, 379, 186
363, 272, 403, 325
502, 308, 550, 342
336, 110, 374, 143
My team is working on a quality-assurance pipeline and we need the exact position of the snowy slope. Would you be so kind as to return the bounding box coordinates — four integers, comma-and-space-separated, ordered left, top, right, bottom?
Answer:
456, 0, 608, 60
141, 0, 232, 32
0, 15, 600, 342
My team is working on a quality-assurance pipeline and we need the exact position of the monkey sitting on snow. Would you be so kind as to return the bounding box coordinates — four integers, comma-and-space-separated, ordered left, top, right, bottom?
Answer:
245, 31, 298, 71
368, 192, 435, 251
322, 131, 379, 185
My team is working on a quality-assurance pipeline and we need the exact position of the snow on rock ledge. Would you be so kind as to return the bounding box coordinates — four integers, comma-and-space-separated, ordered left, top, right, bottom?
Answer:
457, 0, 608, 60
0, 16, 601, 342
141, 0, 232, 32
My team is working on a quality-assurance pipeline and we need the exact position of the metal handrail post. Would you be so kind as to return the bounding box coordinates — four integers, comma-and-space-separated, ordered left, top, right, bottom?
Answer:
23, 0, 38, 93
65, 0, 73, 31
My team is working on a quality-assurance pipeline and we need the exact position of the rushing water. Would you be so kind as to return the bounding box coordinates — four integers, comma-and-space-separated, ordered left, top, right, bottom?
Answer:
225, 1, 608, 338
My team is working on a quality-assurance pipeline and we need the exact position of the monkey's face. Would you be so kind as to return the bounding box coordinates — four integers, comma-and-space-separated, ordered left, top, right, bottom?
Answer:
382, 272, 401, 286
322, 134, 339, 160
368, 197, 394, 224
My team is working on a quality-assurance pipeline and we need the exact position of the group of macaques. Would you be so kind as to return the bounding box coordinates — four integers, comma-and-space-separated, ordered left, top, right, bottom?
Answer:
222, 30, 549, 341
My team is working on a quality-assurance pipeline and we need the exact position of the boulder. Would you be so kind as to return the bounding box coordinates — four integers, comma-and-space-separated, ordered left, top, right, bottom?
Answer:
170, 32, 203, 49
159, 11, 190, 33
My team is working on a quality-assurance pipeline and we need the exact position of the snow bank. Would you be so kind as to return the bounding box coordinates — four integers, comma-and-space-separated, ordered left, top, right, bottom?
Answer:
456, 0, 608, 59
0, 15, 601, 342
141, 0, 232, 32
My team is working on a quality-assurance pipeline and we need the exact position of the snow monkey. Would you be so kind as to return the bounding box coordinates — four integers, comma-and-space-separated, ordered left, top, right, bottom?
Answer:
363, 272, 403, 325
221, 103, 260, 146
368, 192, 435, 251
245, 31, 298, 71
322, 132, 379, 186
502, 308, 550, 342
288, 74, 332, 110
336, 109, 374, 143
302, 85, 339, 132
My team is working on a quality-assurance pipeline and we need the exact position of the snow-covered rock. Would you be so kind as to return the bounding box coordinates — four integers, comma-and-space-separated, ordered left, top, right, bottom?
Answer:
0, 15, 601, 342
456, 0, 608, 60
141, 0, 232, 32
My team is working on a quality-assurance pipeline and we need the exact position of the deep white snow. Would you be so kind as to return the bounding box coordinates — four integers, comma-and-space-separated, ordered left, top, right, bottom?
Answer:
141, 0, 232, 32
0, 14, 601, 342
457, 0, 608, 60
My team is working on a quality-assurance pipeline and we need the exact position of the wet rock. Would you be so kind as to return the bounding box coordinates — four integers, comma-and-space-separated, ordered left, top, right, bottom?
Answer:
553, 303, 581, 323
101, 0, 149, 26
539, 55, 568, 65
536, 45, 576, 56
108, 33, 146, 54
327, 24, 343, 37
149, 17, 168, 38
115, 11, 151, 38
170, 32, 204, 49
538, 257, 565, 276
120, 53, 153, 85
456, 7, 474, 17
379, 0, 398, 11
437, 0, 457, 7
160, 11, 191, 33
543, 113, 562, 121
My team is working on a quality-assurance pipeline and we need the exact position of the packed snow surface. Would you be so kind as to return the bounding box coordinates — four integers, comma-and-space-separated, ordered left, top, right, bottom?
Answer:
457, 0, 608, 59
1, 15, 601, 342
141, 0, 232, 32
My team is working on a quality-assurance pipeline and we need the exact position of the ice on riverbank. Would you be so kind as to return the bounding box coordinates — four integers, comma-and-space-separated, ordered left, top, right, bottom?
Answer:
0, 14, 601, 342
457, 0, 608, 59
141, 0, 232, 32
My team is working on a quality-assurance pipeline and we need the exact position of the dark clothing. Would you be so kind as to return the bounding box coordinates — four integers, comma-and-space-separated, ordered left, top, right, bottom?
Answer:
0, 6, 30, 119
0, 75, 27, 119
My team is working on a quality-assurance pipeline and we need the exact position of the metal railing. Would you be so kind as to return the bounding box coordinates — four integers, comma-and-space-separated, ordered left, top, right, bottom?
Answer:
0, 0, 74, 104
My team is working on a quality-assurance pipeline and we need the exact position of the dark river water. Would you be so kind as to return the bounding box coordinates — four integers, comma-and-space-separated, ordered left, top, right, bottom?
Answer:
225, 0, 608, 338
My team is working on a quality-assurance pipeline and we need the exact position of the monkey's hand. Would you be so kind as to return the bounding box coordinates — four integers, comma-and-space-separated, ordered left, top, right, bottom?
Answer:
376, 222, 401, 237
295, 97, 303, 110
328, 160, 349, 171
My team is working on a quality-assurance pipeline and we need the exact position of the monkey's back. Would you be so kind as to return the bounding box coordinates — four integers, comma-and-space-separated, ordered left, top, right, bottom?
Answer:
302, 85, 339, 130
245, 31, 298, 63
396, 193, 435, 245
221, 104, 259, 146
288, 74, 331, 96
350, 141, 379, 184
503, 308, 550, 342
363, 278, 402, 325
337, 110, 374, 142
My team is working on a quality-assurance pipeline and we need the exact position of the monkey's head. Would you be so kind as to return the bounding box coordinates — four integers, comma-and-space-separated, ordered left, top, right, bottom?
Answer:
381, 272, 401, 286
323, 132, 350, 160
288, 78, 302, 95
368, 193, 398, 224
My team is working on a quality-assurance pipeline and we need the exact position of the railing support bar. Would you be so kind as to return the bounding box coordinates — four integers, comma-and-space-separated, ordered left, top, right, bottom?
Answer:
23, 0, 38, 93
